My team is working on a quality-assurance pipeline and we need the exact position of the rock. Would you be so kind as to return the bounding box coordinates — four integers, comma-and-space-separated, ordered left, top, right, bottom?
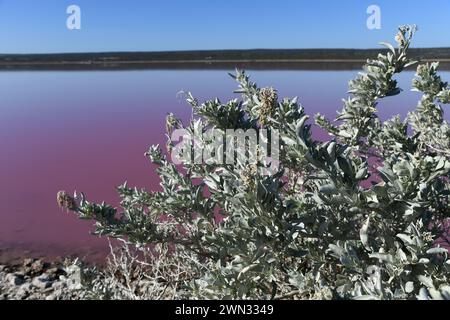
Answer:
47, 267, 66, 278
59, 275, 67, 281
0, 258, 94, 300
14, 271, 25, 278
43, 286, 54, 293
66, 265, 82, 290
5, 273, 25, 286
23, 258, 33, 267
45, 294, 56, 301
31, 260, 44, 272
15, 283, 32, 300
31, 274, 53, 290
52, 281, 64, 290
22, 259, 50, 276
28, 292, 45, 300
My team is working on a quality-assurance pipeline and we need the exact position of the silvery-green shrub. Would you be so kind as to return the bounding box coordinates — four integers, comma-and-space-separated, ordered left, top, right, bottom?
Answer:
58, 25, 450, 300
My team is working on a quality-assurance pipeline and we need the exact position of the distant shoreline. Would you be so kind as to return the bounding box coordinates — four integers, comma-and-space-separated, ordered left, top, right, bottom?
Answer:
1, 48, 450, 70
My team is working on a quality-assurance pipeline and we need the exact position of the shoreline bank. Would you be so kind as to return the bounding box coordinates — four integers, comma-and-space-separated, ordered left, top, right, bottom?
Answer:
2, 48, 450, 70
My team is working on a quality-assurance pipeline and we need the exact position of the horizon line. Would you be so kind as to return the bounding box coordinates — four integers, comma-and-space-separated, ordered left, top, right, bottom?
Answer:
2, 46, 450, 56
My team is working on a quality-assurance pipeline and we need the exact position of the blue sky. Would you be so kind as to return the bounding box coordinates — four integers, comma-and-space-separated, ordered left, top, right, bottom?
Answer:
0, 0, 449, 53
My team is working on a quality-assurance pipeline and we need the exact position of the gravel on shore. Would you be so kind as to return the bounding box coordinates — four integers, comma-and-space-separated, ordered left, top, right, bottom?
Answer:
0, 258, 89, 300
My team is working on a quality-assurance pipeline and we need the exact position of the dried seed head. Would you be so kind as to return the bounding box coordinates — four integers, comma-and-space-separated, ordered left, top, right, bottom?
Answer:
258, 87, 278, 126
422, 232, 434, 243
166, 113, 178, 134
395, 32, 406, 46
260, 87, 278, 105
416, 64, 429, 75
166, 140, 173, 154
57, 191, 78, 211
311, 287, 333, 300
240, 164, 258, 189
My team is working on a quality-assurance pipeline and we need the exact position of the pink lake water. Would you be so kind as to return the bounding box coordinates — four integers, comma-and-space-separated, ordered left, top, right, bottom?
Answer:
0, 69, 448, 264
